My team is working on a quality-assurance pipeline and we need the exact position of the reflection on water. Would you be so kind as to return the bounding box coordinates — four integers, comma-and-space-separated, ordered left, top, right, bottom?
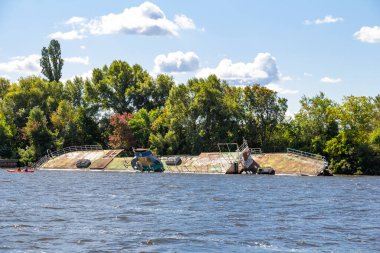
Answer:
1, 170, 379, 252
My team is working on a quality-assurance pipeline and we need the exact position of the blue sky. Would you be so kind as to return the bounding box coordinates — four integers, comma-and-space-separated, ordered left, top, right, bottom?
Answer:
1, 0, 380, 114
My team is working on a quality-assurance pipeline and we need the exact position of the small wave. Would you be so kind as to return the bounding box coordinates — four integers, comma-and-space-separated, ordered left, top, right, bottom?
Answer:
143, 237, 204, 246
115, 214, 129, 222
125, 210, 151, 216
304, 214, 323, 220
37, 237, 59, 241
212, 196, 233, 202
13, 224, 33, 228
49, 218, 66, 222
43, 206, 64, 210
0, 180, 12, 183
0, 246, 14, 250
234, 223, 248, 227
140, 200, 161, 206
296, 240, 320, 247
76, 239, 95, 244
238, 240, 272, 249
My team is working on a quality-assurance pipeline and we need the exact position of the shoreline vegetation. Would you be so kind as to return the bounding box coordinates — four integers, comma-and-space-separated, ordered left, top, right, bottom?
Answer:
0, 40, 379, 175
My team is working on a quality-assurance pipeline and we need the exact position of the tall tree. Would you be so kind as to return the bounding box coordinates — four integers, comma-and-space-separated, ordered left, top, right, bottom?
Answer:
128, 108, 160, 148
293, 92, 338, 153
108, 113, 136, 149
85, 61, 136, 113
20, 107, 53, 161
51, 100, 79, 148
2, 76, 62, 129
243, 85, 287, 149
150, 84, 191, 154
0, 112, 13, 157
40, 39, 64, 82
85, 61, 174, 114
150, 75, 239, 155
64, 77, 84, 107
187, 75, 234, 152
324, 96, 377, 174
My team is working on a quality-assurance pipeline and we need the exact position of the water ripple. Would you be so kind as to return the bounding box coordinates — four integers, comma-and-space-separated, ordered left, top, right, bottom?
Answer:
0, 170, 379, 252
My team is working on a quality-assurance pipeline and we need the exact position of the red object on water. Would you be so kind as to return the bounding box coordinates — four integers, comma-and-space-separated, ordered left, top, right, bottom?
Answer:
7, 169, 34, 173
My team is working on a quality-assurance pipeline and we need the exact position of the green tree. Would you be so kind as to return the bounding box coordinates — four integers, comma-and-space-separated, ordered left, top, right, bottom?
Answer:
64, 77, 84, 107
151, 74, 175, 109
337, 96, 375, 142
150, 84, 190, 154
324, 96, 377, 174
108, 113, 136, 149
0, 77, 10, 100
187, 75, 236, 152
40, 39, 64, 82
85, 61, 137, 113
242, 85, 287, 149
374, 95, 380, 127
2, 76, 63, 129
75, 105, 103, 146
129, 108, 160, 148
20, 107, 53, 160
0, 112, 13, 157
18, 146, 36, 166
51, 100, 80, 148
151, 75, 241, 155
85, 61, 174, 113
222, 85, 245, 142
293, 92, 338, 153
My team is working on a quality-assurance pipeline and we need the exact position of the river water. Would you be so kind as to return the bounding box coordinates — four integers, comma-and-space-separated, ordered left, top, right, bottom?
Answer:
1, 170, 379, 252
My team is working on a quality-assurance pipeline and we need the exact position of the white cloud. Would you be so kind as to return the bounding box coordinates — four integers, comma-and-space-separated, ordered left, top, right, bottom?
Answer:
320, 76, 342, 83
174, 14, 196, 29
68, 70, 93, 82
63, 70, 93, 83
65, 16, 87, 25
87, 2, 195, 36
79, 70, 93, 80
154, 51, 199, 73
64, 56, 90, 65
80, 45, 86, 50
265, 83, 299, 95
49, 30, 86, 40
353, 26, 380, 43
316, 15, 343, 24
197, 53, 279, 85
285, 110, 295, 119
304, 15, 343, 25
52, 2, 196, 40
0, 54, 41, 74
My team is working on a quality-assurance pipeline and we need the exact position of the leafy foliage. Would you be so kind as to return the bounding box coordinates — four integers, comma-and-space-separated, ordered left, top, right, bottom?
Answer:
108, 113, 136, 149
84, 61, 174, 114
40, 39, 64, 82
20, 107, 53, 161
293, 92, 338, 153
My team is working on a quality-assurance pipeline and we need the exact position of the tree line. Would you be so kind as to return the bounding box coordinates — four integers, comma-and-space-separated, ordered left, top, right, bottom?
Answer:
0, 40, 379, 174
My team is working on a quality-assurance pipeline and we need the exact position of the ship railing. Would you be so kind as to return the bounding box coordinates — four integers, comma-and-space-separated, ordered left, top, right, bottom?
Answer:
249, 148, 262, 154
217, 142, 239, 164
286, 148, 326, 162
32, 145, 103, 169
